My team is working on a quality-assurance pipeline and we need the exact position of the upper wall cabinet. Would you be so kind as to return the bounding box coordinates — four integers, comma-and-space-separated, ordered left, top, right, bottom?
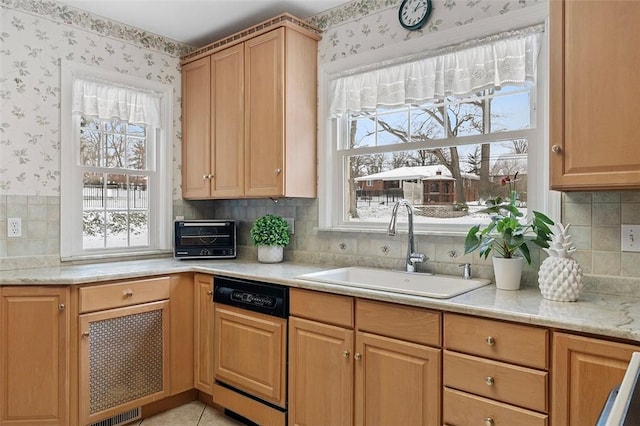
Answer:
550, 0, 640, 191
181, 14, 320, 200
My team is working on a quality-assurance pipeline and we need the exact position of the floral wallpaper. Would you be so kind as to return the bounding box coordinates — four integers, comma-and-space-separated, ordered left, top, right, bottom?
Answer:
310, 0, 543, 63
0, 0, 188, 198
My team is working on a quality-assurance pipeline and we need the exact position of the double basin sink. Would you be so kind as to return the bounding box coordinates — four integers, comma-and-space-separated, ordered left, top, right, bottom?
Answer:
296, 266, 490, 299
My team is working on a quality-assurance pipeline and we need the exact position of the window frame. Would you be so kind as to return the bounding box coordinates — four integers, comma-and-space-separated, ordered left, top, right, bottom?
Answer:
60, 61, 173, 261
317, 4, 558, 235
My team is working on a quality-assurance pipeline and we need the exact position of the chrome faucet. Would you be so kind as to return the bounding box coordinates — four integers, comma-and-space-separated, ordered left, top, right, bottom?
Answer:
388, 199, 427, 272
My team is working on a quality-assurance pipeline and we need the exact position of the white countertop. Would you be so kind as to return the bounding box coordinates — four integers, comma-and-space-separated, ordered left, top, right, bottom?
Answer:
2, 257, 640, 344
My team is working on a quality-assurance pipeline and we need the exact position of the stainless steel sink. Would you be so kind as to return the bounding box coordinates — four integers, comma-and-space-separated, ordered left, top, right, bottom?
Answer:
296, 267, 491, 299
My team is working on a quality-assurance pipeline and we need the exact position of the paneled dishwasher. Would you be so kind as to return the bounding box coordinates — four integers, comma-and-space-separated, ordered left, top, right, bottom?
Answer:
212, 276, 289, 426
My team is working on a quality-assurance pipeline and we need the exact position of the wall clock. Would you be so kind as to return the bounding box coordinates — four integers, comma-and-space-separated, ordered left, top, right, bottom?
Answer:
398, 0, 433, 31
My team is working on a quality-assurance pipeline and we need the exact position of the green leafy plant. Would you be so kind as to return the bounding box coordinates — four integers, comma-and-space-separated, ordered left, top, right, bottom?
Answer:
250, 214, 290, 247
464, 173, 554, 264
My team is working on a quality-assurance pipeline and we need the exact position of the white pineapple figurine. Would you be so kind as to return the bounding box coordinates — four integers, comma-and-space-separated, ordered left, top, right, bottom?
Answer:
538, 223, 584, 302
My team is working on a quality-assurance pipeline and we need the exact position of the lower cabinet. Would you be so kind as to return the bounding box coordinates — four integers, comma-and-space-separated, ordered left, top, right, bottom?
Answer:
194, 273, 215, 395
0, 286, 70, 426
288, 288, 441, 426
78, 276, 171, 425
289, 316, 354, 426
443, 313, 550, 426
551, 332, 640, 426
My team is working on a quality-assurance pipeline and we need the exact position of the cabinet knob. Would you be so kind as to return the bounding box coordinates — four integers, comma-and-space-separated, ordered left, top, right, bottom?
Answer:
123, 288, 134, 297
207, 290, 213, 296
551, 144, 562, 154
343, 350, 350, 359
485, 336, 495, 346
485, 417, 495, 426
354, 352, 362, 361
203, 174, 208, 180
275, 168, 282, 174
58, 303, 65, 311
82, 331, 90, 338
485, 376, 495, 386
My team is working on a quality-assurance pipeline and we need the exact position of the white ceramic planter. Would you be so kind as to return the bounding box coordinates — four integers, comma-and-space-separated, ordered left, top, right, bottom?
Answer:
257, 245, 283, 263
492, 257, 523, 290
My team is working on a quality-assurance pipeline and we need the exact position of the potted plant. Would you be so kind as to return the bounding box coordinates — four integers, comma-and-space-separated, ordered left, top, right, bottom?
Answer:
464, 174, 554, 290
250, 214, 290, 263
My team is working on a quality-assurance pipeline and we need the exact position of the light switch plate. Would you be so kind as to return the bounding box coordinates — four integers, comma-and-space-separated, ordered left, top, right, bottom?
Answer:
621, 225, 640, 252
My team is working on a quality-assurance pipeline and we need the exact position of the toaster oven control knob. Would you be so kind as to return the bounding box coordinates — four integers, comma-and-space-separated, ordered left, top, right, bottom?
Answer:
222, 249, 227, 256
200, 248, 211, 256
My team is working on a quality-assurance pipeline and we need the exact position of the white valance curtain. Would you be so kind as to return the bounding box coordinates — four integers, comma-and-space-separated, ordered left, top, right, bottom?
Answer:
72, 78, 161, 127
329, 31, 543, 116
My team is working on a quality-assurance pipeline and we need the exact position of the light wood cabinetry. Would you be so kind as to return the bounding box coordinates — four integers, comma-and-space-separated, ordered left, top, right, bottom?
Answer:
181, 44, 244, 199
78, 277, 172, 425
550, 0, 640, 190
551, 332, 640, 426
169, 274, 194, 395
194, 274, 215, 395
181, 56, 212, 199
0, 286, 70, 426
181, 16, 319, 199
213, 304, 287, 407
288, 289, 441, 426
443, 313, 549, 425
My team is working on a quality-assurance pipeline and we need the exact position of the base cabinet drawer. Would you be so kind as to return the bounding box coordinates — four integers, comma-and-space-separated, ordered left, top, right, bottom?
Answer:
444, 351, 548, 413
443, 388, 548, 426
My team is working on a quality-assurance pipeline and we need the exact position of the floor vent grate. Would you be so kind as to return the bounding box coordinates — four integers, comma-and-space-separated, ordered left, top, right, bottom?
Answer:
89, 407, 141, 426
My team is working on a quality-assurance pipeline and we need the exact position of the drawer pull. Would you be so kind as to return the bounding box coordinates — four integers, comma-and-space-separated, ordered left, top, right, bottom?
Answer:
485, 417, 494, 426
485, 336, 495, 346
354, 352, 362, 361
343, 350, 350, 359
485, 376, 495, 386
123, 288, 134, 297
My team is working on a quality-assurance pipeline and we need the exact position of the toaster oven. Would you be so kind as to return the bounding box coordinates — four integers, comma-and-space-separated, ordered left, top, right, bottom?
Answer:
174, 220, 236, 259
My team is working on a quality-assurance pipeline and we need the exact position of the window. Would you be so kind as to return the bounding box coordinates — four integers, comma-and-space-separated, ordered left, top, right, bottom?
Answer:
60, 62, 173, 260
319, 24, 556, 234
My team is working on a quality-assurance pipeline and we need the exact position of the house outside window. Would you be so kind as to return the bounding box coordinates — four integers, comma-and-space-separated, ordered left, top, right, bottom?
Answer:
60, 62, 173, 260
319, 24, 555, 233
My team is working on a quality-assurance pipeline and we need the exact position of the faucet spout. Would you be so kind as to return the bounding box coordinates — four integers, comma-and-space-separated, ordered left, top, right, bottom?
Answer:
388, 199, 427, 272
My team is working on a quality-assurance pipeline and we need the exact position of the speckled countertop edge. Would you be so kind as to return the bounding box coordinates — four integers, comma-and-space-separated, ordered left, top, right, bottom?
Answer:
2, 257, 640, 344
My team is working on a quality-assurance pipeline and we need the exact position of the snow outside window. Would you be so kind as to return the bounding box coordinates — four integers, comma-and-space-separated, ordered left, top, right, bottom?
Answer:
60, 62, 173, 260
319, 21, 557, 234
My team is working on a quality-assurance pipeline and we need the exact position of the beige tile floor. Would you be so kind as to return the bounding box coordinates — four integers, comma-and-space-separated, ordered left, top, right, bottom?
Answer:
133, 401, 245, 426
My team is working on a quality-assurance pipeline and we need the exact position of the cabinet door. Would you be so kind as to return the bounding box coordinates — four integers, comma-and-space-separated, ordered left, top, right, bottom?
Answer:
79, 300, 170, 425
169, 274, 194, 395
355, 331, 441, 426
194, 274, 214, 394
0, 287, 69, 426
289, 316, 354, 426
244, 28, 285, 197
182, 56, 212, 199
550, 0, 640, 190
211, 44, 245, 197
214, 304, 287, 407
552, 332, 639, 426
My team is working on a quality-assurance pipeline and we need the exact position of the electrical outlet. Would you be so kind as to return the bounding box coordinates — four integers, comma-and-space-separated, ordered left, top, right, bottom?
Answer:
284, 217, 295, 234
7, 218, 22, 238
621, 225, 640, 252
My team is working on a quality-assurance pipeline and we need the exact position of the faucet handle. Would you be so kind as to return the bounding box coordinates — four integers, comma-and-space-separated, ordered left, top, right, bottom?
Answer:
410, 252, 427, 264
459, 263, 472, 279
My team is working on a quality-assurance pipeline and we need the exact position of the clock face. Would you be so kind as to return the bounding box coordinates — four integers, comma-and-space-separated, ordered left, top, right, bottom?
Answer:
398, 0, 432, 31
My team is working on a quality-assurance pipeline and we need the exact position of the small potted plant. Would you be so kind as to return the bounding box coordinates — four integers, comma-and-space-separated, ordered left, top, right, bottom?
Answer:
250, 214, 290, 263
464, 173, 554, 290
